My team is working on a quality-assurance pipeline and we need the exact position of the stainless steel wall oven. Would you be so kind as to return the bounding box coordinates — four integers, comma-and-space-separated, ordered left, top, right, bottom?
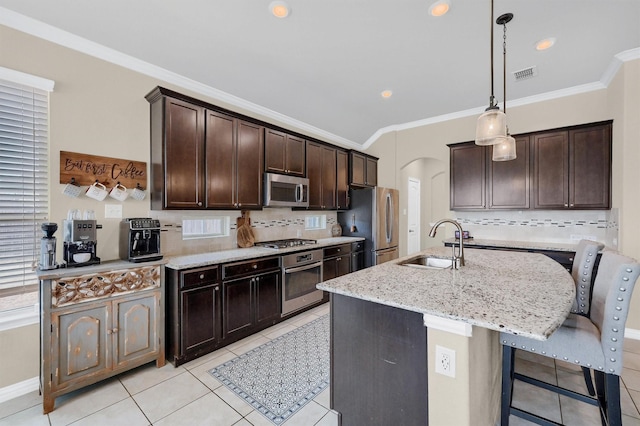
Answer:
281, 249, 323, 316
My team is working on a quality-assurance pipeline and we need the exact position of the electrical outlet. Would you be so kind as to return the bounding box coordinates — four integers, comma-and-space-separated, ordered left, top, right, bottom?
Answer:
435, 345, 456, 378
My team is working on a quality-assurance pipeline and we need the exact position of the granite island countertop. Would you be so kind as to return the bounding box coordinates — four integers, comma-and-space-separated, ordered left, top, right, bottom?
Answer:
165, 237, 364, 270
442, 237, 585, 252
317, 246, 575, 340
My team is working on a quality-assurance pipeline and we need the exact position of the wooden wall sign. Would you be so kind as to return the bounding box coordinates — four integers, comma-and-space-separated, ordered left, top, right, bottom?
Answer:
59, 151, 147, 190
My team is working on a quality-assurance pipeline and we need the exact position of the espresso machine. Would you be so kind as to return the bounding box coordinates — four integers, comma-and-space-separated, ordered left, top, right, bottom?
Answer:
63, 219, 101, 267
119, 218, 162, 262
39, 222, 59, 270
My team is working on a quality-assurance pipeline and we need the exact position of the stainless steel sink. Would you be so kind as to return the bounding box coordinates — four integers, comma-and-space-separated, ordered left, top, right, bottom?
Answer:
399, 255, 454, 269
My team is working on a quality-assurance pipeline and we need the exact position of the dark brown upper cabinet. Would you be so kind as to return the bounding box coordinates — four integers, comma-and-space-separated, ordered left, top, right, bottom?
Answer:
307, 141, 338, 210
147, 87, 263, 210
149, 96, 206, 209
450, 120, 612, 211
205, 110, 264, 209
264, 129, 305, 177
531, 122, 611, 210
336, 149, 349, 209
487, 135, 530, 209
350, 151, 378, 187
449, 142, 486, 210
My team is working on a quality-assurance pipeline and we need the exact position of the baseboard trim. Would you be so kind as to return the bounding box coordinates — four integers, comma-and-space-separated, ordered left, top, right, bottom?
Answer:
625, 328, 640, 341
0, 376, 39, 404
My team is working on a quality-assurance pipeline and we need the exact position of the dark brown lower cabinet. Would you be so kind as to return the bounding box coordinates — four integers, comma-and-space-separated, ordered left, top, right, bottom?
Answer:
166, 265, 221, 366
181, 284, 221, 354
323, 243, 352, 281
331, 294, 428, 426
222, 257, 281, 342
222, 271, 281, 341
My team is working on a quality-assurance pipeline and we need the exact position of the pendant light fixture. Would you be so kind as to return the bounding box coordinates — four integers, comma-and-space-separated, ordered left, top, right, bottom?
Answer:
475, 0, 507, 146
492, 12, 516, 161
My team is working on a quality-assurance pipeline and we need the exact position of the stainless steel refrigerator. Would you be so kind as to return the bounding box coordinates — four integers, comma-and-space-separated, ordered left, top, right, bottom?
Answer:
338, 186, 399, 268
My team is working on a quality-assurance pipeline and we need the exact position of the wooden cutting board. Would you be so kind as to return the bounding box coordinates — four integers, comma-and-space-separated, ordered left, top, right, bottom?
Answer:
237, 210, 255, 248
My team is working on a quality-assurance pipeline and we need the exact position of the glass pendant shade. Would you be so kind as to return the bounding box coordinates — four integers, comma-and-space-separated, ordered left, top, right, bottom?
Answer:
475, 108, 507, 145
492, 135, 517, 161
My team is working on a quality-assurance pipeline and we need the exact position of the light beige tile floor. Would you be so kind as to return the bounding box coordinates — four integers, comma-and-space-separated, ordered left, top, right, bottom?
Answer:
1, 300, 640, 425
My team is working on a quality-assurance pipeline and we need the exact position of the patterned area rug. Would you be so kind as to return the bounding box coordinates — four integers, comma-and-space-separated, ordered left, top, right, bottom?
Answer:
209, 315, 330, 424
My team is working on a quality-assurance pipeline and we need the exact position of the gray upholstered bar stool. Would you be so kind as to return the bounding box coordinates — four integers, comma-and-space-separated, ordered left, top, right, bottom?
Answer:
500, 251, 640, 426
570, 239, 605, 395
571, 239, 605, 317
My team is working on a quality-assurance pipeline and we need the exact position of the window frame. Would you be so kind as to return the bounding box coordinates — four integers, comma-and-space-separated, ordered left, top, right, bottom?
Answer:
0, 67, 54, 330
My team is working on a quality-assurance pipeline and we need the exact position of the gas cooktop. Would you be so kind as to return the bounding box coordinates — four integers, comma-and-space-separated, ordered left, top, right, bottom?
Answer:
254, 238, 317, 249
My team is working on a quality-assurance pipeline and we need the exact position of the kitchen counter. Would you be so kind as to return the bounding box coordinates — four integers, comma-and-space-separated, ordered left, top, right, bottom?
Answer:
164, 236, 364, 270
442, 237, 583, 252
36, 257, 167, 280
318, 245, 575, 340
321, 246, 575, 426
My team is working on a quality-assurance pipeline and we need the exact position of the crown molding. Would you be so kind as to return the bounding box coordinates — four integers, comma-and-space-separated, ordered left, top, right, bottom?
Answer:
2, 7, 637, 150
0, 7, 359, 149
361, 52, 638, 150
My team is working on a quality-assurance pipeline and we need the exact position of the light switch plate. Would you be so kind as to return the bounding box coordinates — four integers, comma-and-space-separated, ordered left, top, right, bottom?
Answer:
105, 204, 122, 219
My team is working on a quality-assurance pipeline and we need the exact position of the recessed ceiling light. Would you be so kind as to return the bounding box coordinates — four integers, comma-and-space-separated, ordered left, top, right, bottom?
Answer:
269, 1, 290, 18
429, 0, 450, 17
381, 90, 393, 99
535, 37, 556, 51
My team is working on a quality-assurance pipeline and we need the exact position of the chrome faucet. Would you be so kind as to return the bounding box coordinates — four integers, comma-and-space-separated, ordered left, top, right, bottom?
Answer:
428, 219, 465, 268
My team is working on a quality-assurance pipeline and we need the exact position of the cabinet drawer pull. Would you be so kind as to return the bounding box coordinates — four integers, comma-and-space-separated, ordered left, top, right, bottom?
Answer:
252, 264, 258, 269
200, 274, 205, 279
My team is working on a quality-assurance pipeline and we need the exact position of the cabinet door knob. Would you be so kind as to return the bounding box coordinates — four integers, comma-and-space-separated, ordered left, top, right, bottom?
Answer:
252, 264, 258, 269
197, 202, 202, 206
107, 329, 112, 335
564, 203, 569, 207
200, 274, 205, 279
112, 328, 118, 334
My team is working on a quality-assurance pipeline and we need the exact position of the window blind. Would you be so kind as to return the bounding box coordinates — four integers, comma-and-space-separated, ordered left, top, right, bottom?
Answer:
0, 79, 49, 311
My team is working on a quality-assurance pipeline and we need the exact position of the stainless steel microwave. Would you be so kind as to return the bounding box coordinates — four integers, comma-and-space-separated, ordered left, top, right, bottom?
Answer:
264, 173, 309, 208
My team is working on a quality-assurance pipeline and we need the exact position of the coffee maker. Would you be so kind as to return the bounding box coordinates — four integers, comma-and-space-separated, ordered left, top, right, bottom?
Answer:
63, 219, 101, 267
39, 222, 59, 270
119, 218, 163, 262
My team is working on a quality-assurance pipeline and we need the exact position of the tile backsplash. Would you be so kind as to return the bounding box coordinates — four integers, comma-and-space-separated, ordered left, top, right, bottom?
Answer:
453, 209, 619, 248
151, 208, 338, 256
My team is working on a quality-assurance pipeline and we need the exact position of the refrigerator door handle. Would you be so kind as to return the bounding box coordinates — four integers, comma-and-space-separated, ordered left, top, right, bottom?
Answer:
385, 192, 393, 244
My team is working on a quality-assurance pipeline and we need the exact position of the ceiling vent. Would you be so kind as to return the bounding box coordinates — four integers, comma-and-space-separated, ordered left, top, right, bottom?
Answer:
513, 66, 538, 81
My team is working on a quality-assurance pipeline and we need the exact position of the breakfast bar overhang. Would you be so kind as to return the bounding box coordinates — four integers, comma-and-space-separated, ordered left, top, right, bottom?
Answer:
318, 246, 575, 426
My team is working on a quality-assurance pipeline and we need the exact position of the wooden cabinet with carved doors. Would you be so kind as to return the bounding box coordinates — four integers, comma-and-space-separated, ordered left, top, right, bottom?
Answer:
39, 263, 165, 414
264, 129, 306, 176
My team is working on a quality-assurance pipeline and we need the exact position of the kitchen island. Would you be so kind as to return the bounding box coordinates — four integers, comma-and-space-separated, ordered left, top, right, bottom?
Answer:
317, 246, 575, 426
